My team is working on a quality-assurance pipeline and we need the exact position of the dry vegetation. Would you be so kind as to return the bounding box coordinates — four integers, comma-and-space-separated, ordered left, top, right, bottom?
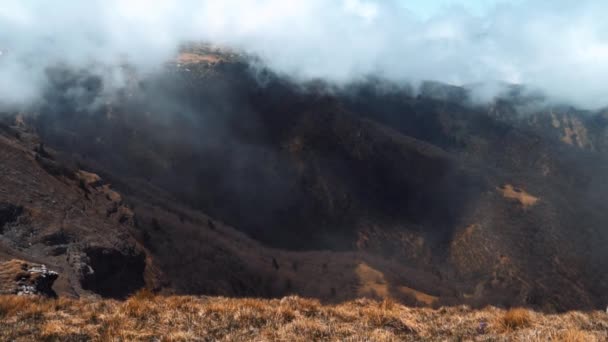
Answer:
0, 293, 606, 341
497, 184, 540, 209
497, 308, 532, 331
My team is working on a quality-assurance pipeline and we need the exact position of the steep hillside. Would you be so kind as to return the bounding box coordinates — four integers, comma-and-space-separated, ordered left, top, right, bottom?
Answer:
0, 114, 454, 305
0, 118, 156, 298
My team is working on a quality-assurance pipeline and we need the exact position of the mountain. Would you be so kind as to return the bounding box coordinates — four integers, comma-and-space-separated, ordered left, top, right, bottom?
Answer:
1, 45, 607, 311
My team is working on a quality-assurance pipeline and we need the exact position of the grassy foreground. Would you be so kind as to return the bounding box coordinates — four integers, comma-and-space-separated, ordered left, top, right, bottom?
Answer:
0, 292, 606, 341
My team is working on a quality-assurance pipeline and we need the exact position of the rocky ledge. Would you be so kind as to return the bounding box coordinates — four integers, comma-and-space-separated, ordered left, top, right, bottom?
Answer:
0, 259, 58, 297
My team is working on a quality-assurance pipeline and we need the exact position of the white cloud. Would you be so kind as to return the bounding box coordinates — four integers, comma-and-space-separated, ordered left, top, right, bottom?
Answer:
1, 0, 608, 109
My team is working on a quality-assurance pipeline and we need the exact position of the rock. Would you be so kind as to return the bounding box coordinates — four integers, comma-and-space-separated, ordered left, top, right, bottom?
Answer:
0, 259, 58, 297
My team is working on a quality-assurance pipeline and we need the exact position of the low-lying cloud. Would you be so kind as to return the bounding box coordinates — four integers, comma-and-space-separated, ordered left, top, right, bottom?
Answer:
2, 0, 608, 109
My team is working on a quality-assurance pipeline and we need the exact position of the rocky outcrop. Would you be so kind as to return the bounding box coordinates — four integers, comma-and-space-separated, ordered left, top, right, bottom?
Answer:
0, 259, 58, 296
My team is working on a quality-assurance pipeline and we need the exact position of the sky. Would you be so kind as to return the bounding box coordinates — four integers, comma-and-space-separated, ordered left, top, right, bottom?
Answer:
1, 0, 608, 110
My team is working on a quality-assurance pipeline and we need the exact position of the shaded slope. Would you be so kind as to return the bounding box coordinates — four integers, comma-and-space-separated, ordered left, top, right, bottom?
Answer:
0, 115, 454, 305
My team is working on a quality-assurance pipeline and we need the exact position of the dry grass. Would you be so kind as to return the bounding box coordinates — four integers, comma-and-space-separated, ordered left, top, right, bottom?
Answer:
559, 328, 597, 342
498, 184, 540, 208
0, 294, 606, 341
498, 307, 533, 331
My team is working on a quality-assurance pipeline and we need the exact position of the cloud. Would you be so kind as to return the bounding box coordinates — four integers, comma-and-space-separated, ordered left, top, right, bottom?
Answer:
1, 0, 608, 109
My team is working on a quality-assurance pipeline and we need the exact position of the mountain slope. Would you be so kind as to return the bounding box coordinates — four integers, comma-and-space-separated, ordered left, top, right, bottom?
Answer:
1, 47, 607, 311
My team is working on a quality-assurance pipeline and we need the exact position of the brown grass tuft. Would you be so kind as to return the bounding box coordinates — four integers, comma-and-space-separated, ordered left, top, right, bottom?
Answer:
130, 288, 156, 301
498, 308, 533, 331
0, 295, 31, 317
559, 328, 597, 342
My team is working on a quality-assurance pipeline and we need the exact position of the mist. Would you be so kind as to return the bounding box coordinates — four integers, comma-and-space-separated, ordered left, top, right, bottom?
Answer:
2, 0, 608, 109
